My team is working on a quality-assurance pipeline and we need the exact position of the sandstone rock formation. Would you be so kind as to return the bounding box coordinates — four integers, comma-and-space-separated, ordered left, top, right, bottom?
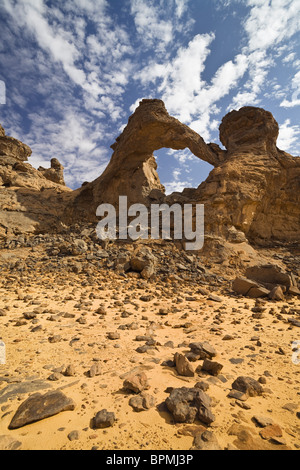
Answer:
0, 126, 71, 237
72, 100, 300, 246
193, 106, 300, 244
1, 101, 299, 246
71, 99, 220, 215
38, 158, 65, 186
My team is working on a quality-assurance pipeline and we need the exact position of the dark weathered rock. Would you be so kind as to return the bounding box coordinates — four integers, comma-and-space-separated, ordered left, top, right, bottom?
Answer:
231, 376, 263, 397
67, 430, 80, 441
165, 387, 215, 425
92, 409, 115, 429
0, 380, 52, 405
189, 342, 217, 359
201, 358, 223, 376
8, 390, 76, 429
245, 264, 291, 289
232, 277, 260, 296
174, 352, 195, 377
269, 285, 285, 300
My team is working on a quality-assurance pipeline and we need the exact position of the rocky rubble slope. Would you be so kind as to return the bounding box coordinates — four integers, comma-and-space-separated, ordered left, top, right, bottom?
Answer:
0, 235, 299, 450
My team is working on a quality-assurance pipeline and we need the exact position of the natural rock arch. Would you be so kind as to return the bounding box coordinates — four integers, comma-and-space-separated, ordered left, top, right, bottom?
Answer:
72, 99, 221, 213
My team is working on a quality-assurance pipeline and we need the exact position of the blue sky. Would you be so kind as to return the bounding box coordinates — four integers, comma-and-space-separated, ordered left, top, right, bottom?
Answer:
0, 0, 299, 193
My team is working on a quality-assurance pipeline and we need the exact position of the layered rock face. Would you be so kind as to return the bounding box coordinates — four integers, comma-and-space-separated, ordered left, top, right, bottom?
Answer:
0, 126, 70, 236
38, 158, 65, 186
194, 106, 300, 243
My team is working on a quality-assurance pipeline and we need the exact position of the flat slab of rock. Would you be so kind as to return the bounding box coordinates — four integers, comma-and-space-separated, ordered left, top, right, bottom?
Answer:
8, 390, 76, 429
232, 277, 259, 296
0, 380, 52, 405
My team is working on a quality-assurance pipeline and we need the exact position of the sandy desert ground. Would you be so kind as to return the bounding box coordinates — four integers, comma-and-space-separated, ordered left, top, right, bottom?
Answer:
0, 241, 299, 451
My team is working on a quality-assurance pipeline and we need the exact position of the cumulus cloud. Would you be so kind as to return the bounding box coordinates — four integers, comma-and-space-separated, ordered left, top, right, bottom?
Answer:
244, 0, 300, 52
1, 0, 300, 193
277, 119, 300, 154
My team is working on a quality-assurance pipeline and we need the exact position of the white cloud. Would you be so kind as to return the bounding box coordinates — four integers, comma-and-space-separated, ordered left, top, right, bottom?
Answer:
244, 0, 300, 52
1, 0, 300, 191
277, 119, 300, 154
136, 34, 215, 121
280, 71, 300, 108
282, 52, 296, 64
130, 0, 174, 52
163, 168, 191, 194
174, 0, 189, 18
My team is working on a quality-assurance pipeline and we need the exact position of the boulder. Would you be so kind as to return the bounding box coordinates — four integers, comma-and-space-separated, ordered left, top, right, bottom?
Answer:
245, 264, 291, 289
165, 387, 215, 425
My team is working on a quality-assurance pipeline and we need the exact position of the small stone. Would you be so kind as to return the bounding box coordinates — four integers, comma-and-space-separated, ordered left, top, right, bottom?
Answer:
222, 334, 234, 341
129, 393, 156, 412
269, 286, 285, 301
48, 335, 62, 343
92, 409, 115, 429
67, 430, 80, 441
191, 430, 222, 450
174, 352, 195, 377
123, 372, 150, 394
227, 390, 248, 402
231, 376, 263, 397
194, 381, 210, 392
107, 332, 120, 340
252, 415, 273, 427
189, 342, 217, 359
47, 372, 62, 381
208, 294, 222, 302
88, 363, 102, 378
201, 359, 223, 376
64, 365, 76, 377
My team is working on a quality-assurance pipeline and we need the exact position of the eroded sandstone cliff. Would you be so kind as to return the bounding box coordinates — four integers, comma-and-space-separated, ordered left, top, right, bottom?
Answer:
0, 126, 71, 237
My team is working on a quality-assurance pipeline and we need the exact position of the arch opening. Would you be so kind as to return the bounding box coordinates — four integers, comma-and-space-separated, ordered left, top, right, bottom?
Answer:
153, 147, 214, 196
